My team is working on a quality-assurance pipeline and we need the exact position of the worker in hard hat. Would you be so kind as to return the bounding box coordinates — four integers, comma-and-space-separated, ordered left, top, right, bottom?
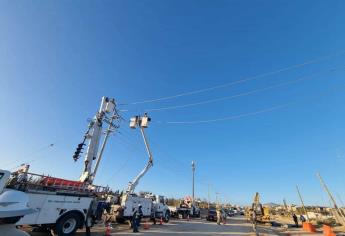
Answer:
216, 205, 222, 225
0, 189, 36, 236
137, 204, 143, 227
132, 204, 143, 233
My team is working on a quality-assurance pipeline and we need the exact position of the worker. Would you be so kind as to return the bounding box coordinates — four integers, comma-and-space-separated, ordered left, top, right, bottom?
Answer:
251, 210, 257, 232
292, 213, 298, 227
132, 208, 139, 233
137, 204, 143, 227
300, 214, 306, 223
216, 205, 222, 225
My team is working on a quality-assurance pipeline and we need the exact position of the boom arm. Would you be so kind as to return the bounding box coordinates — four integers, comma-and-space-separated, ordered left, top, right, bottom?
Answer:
77, 97, 118, 183
125, 126, 153, 194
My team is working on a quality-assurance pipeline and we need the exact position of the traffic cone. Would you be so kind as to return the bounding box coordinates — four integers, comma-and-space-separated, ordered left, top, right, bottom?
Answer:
323, 225, 336, 236
302, 222, 316, 233
105, 223, 111, 236
160, 216, 163, 225
144, 219, 150, 230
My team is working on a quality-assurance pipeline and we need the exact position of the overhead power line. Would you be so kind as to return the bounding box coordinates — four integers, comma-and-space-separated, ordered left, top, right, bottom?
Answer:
156, 84, 345, 125
144, 67, 342, 112
159, 104, 289, 124
126, 50, 345, 105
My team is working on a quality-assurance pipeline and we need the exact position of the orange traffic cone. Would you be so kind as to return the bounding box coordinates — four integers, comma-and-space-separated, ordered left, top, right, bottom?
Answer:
143, 219, 150, 230
160, 216, 163, 225
302, 222, 316, 233
105, 223, 111, 236
323, 225, 336, 236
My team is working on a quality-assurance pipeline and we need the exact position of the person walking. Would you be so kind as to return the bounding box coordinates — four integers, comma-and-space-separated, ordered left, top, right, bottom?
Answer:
216, 205, 222, 225
292, 213, 298, 227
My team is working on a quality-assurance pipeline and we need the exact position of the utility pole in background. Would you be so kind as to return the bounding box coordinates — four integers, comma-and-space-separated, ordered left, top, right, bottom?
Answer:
192, 161, 195, 204
208, 184, 210, 209
216, 192, 220, 205
317, 172, 339, 209
317, 172, 345, 225
296, 185, 310, 221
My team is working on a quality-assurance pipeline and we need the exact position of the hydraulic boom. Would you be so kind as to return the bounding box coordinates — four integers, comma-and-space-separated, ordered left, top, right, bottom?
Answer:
75, 96, 119, 184
125, 113, 153, 195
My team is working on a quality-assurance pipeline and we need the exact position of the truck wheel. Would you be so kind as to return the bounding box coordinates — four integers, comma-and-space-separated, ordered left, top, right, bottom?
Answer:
163, 211, 170, 223
56, 213, 81, 236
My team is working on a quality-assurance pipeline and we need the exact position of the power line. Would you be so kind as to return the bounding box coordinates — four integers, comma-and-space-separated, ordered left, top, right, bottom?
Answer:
159, 104, 289, 124
126, 50, 345, 105
6, 143, 55, 169
156, 84, 345, 125
143, 67, 341, 112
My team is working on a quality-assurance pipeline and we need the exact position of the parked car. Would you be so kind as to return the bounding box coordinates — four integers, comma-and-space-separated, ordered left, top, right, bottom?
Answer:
206, 208, 227, 221
206, 209, 217, 221
227, 209, 235, 217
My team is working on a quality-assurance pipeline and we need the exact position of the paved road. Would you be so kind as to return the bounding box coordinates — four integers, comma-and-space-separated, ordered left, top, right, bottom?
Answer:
25, 216, 320, 236
109, 217, 276, 236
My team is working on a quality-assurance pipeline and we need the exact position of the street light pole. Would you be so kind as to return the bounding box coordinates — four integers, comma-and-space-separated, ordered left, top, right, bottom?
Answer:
192, 161, 195, 204
208, 184, 211, 209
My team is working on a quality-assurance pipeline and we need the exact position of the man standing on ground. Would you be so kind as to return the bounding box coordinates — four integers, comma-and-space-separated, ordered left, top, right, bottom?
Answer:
216, 205, 222, 225
292, 213, 298, 227
137, 204, 143, 227
132, 207, 140, 233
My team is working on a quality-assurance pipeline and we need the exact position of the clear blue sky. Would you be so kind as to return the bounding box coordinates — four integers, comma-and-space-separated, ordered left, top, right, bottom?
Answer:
1, 0, 345, 206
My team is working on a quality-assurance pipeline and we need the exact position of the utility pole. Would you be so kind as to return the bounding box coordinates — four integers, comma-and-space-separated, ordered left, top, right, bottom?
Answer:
317, 172, 339, 209
208, 183, 211, 209
192, 161, 195, 204
317, 172, 345, 225
296, 185, 310, 221
283, 198, 289, 216
216, 192, 220, 205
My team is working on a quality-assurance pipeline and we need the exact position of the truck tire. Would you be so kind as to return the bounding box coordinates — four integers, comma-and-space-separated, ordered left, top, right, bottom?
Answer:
163, 211, 170, 223
56, 212, 81, 236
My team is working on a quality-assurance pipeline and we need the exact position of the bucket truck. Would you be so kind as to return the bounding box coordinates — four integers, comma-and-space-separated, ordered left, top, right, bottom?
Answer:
1, 96, 119, 236
104, 114, 170, 224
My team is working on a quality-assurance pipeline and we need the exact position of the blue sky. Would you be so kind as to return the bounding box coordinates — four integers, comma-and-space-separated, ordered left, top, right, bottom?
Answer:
1, 0, 345, 206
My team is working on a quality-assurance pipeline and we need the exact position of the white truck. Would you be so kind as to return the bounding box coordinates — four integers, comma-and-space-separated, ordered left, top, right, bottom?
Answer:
104, 114, 170, 224
169, 196, 200, 219
1, 96, 119, 236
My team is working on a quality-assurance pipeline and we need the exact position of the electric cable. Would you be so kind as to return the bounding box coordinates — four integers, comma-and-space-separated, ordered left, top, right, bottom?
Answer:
6, 143, 55, 170
126, 50, 345, 105
143, 68, 340, 112
156, 83, 345, 125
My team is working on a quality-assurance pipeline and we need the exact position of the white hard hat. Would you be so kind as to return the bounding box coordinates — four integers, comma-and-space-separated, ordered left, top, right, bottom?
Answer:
0, 190, 36, 218
138, 204, 142, 207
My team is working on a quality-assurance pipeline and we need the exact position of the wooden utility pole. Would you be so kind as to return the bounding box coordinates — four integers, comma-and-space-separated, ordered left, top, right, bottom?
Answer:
283, 198, 289, 216
296, 185, 310, 221
317, 172, 345, 225
192, 161, 195, 204
208, 183, 211, 209
317, 173, 339, 209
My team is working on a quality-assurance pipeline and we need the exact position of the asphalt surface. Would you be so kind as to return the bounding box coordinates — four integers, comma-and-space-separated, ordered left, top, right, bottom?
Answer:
25, 216, 285, 236
109, 217, 279, 236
